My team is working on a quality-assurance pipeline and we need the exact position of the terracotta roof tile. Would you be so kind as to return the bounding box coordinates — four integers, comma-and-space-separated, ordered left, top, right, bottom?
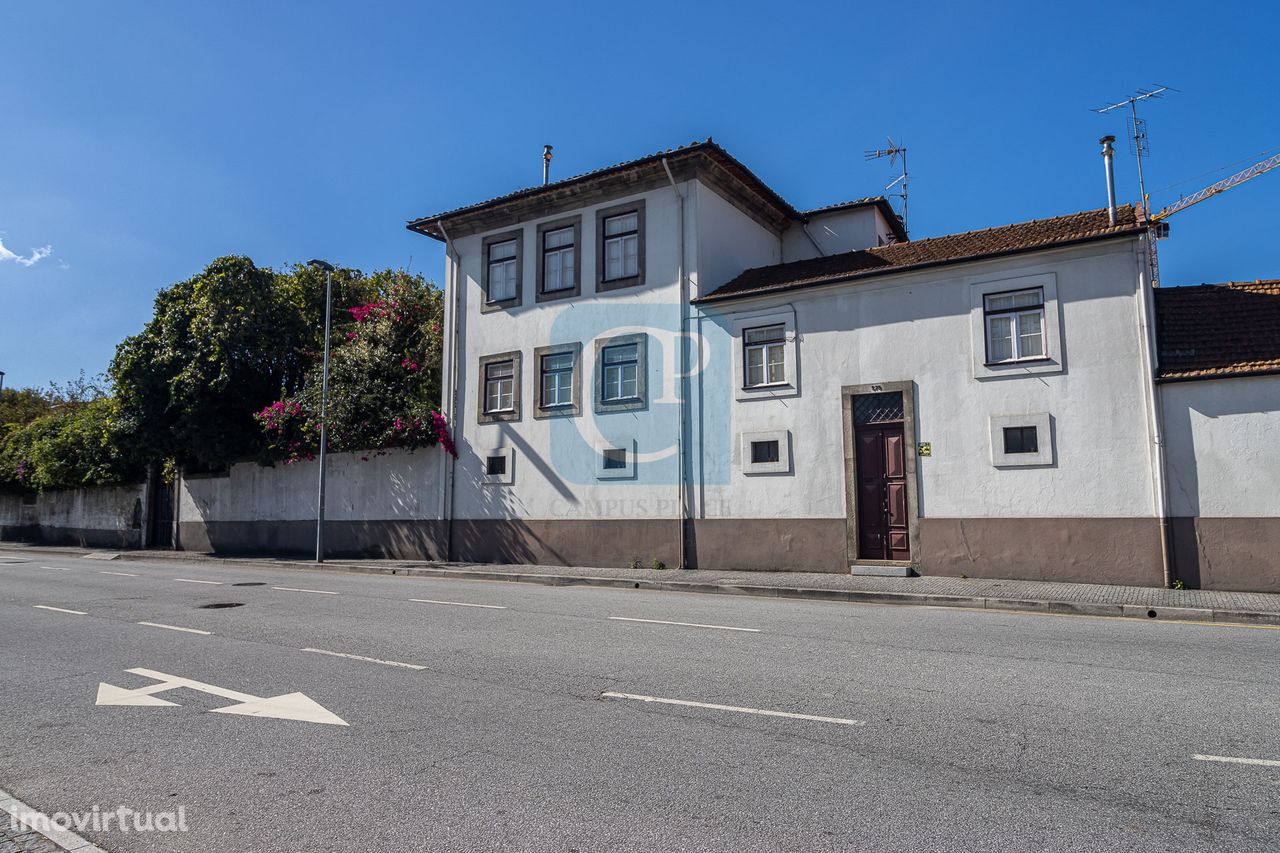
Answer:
1155, 281, 1280, 380
695, 205, 1145, 303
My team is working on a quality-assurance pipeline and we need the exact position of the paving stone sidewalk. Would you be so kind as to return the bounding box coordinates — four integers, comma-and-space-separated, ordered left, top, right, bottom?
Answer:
4, 543, 1279, 620
0, 790, 105, 853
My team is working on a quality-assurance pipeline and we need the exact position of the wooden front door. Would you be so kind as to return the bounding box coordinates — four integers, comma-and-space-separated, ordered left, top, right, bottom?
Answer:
855, 422, 910, 561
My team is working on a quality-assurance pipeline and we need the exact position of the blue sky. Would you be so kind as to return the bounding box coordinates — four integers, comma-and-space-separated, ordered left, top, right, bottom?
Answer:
2, 0, 1277, 390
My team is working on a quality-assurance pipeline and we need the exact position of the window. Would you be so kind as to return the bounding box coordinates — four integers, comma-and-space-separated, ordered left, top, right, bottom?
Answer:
602, 448, 628, 470
984, 288, 1045, 364
542, 226, 575, 292
740, 430, 791, 475
541, 352, 574, 409
743, 324, 787, 388
484, 361, 514, 413
482, 447, 514, 485
596, 440, 636, 479
733, 309, 799, 401
989, 413, 1053, 467
1003, 426, 1039, 455
603, 212, 639, 281
750, 440, 780, 464
477, 351, 522, 423
481, 230, 522, 311
602, 344, 639, 402
487, 239, 518, 303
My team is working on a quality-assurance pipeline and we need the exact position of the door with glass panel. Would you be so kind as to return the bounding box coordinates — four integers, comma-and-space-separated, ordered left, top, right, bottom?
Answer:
852, 391, 910, 561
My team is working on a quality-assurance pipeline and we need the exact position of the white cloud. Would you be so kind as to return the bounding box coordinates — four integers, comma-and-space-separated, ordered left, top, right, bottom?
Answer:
0, 236, 53, 267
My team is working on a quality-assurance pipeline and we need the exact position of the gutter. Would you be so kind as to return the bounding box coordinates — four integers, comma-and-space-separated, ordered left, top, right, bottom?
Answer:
438, 222, 462, 561
662, 156, 690, 570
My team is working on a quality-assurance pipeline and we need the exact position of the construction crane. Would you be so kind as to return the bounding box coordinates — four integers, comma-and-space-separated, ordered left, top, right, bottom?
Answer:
1151, 150, 1280, 221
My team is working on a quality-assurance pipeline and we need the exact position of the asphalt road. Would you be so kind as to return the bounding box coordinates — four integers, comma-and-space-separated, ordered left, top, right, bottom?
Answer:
0, 550, 1277, 852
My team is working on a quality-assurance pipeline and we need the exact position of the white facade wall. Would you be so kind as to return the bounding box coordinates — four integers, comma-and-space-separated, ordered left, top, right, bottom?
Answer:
1161, 376, 1280, 518
698, 239, 1158, 521
693, 183, 781, 297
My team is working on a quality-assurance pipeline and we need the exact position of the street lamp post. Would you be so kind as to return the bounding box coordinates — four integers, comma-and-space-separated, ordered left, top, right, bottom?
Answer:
0, 371, 6, 393
308, 259, 336, 563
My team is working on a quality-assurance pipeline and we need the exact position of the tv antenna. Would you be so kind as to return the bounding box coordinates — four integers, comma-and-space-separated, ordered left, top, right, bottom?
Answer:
865, 138, 908, 238
1093, 85, 1177, 214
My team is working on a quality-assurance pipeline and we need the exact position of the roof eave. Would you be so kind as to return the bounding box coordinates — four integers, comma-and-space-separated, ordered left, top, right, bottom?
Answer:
692, 226, 1146, 306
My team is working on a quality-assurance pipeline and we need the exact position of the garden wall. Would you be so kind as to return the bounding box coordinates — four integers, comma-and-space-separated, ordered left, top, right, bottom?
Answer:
0, 484, 147, 549
177, 448, 448, 559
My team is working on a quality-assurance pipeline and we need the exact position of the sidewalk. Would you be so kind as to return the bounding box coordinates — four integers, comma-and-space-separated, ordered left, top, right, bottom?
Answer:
4, 542, 1280, 626
0, 788, 106, 853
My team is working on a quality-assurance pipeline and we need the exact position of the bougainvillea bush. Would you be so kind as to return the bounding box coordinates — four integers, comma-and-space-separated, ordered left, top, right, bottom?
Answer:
256, 270, 456, 463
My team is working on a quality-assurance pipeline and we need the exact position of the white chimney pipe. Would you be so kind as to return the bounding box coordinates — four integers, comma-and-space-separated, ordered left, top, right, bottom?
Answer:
1100, 135, 1118, 225
542, 145, 553, 186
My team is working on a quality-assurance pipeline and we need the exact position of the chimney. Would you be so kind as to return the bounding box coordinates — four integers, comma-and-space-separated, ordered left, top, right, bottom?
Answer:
542, 144, 553, 186
1099, 135, 1118, 226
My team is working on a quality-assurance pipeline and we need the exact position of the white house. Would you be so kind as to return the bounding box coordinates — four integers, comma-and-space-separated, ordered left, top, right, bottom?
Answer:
406, 139, 1280, 591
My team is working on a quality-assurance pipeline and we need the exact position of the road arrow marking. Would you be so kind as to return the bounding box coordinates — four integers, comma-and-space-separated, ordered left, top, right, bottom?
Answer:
95, 668, 348, 726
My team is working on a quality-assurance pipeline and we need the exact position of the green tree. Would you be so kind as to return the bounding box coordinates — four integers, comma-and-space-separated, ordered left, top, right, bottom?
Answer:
109, 256, 308, 470
255, 270, 447, 461
0, 388, 55, 437
0, 398, 142, 492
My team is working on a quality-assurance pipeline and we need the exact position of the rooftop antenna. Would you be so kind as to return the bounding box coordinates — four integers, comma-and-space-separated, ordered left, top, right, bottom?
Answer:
865, 138, 908, 238
1093, 85, 1177, 214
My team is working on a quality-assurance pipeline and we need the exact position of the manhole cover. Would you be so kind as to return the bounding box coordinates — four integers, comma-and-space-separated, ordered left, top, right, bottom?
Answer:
199, 602, 245, 609
232, 582, 266, 587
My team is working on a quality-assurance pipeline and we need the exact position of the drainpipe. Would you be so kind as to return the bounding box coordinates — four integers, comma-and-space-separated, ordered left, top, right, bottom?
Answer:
1133, 231, 1174, 587
662, 156, 690, 570
801, 222, 827, 257
438, 222, 462, 561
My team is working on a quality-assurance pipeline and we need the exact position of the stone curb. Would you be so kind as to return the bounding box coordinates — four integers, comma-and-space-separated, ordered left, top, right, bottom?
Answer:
0, 789, 107, 852
4, 545, 1279, 628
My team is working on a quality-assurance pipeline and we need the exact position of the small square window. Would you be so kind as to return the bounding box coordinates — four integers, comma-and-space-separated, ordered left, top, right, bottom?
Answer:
481, 447, 514, 485
596, 440, 636, 479
1003, 426, 1039, 454
750, 440, 780, 464
740, 430, 791, 475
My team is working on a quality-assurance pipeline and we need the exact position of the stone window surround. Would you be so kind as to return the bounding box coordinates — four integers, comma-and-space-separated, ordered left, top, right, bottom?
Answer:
989, 412, 1055, 467
739, 429, 792, 476
477, 350, 523, 424
533, 342, 583, 419
732, 305, 800, 402
595, 438, 637, 480
535, 215, 583, 303
481, 446, 515, 486
596, 199, 646, 292
968, 272, 1063, 380
480, 228, 524, 313
594, 333, 649, 414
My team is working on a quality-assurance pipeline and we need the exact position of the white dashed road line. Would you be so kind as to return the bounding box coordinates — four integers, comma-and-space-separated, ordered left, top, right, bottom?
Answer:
606, 616, 760, 633
602, 692, 866, 726
99, 570, 138, 577
1194, 753, 1280, 768
409, 598, 507, 610
33, 605, 86, 615
301, 648, 426, 670
39, 566, 71, 571
136, 621, 212, 635
174, 578, 222, 585
273, 586, 339, 595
